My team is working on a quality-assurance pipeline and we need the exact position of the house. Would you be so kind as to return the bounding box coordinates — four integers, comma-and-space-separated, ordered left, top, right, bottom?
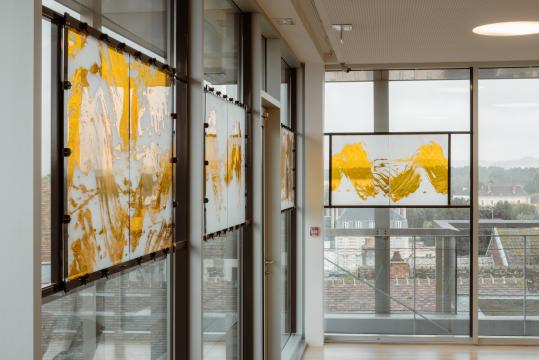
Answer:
479, 183, 531, 206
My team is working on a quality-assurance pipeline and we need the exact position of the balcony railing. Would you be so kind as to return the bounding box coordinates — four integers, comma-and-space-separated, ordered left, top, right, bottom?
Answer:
323, 228, 539, 336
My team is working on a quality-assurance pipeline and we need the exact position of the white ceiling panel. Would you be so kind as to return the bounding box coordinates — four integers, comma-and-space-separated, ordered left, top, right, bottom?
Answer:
313, 0, 539, 64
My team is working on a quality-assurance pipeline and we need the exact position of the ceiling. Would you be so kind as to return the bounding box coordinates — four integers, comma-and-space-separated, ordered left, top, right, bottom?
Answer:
262, 0, 539, 65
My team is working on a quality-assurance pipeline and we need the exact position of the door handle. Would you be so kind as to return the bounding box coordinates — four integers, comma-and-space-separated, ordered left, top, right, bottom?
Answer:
264, 259, 274, 275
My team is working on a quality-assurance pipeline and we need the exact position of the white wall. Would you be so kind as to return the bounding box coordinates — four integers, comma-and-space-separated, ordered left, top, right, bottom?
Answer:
303, 62, 325, 347
0, 0, 41, 358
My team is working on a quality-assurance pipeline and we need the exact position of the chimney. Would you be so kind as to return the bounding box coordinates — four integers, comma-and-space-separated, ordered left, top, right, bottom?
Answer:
390, 251, 409, 279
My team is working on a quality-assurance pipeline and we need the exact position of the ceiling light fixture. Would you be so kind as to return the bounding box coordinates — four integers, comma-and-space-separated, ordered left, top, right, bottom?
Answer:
331, 24, 353, 45
473, 21, 539, 36
273, 18, 295, 26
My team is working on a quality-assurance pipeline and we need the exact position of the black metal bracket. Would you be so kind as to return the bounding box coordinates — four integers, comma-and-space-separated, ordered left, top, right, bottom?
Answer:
62, 81, 71, 90
63, 214, 71, 224
63, 147, 72, 157
99, 33, 109, 43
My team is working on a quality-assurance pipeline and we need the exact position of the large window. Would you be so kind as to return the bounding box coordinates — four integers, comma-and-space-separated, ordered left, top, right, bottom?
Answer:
44, 0, 169, 57
324, 69, 471, 336
40, 2, 184, 358
204, 0, 242, 99
202, 230, 242, 359
41, 17, 53, 288
41, 259, 170, 359
478, 67, 539, 337
281, 62, 296, 348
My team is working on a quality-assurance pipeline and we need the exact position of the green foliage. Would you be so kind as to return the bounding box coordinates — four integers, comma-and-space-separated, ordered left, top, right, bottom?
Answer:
406, 197, 469, 228
452, 166, 539, 196
479, 201, 537, 220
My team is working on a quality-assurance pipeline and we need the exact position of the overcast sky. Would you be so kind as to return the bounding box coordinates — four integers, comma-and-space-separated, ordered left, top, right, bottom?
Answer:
324, 78, 539, 165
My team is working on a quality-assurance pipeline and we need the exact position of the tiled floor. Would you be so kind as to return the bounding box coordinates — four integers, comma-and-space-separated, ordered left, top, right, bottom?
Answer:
302, 343, 539, 360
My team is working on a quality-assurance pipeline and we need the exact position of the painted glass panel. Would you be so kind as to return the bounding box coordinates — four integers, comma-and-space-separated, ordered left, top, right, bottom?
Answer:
129, 57, 173, 258
331, 134, 449, 206
281, 127, 295, 210
65, 28, 130, 279
205, 93, 246, 234
205, 93, 228, 234
65, 28, 174, 281
227, 103, 246, 228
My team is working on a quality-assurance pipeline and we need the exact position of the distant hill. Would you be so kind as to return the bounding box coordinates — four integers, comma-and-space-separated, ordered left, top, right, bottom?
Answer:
452, 157, 539, 169
479, 157, 539, 169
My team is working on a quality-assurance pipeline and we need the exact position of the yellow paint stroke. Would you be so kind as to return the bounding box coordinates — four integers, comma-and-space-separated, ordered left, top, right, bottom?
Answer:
389, 165, 421, 202
68, 30, 87, 59
66, 29, 131, 279
281, 129, 295, 205
205, 109, 226, 219
331, 140, 448, 203
225, 119, 243, 185
68, 208, 97, 280
331, 143, 379, 200
412, 141, 448, 195
129, 59, 173, 255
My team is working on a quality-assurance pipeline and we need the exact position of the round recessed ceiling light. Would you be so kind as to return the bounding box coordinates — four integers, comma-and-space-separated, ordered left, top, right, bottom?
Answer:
473, 21, 539, 36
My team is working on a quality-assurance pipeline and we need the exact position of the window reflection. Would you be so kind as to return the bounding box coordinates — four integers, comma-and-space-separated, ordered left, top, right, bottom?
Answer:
204, 0, 241, 99
41, 18, 53, 288
41, 259, 169, 360
324, 69, 471, 336
203, 229, 241, 360
478, 67, 539, 337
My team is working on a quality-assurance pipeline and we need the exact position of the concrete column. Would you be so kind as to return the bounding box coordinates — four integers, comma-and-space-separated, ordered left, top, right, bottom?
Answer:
373, 71, 391, 314
304, 63, 325, 347
0, 1, 41, 359
436, 236, 456, 313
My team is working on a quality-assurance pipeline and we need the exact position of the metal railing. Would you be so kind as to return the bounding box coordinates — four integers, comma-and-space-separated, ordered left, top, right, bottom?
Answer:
324, 230, 539, 336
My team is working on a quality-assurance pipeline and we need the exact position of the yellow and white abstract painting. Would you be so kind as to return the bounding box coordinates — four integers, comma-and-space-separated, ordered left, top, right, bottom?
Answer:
204, 93, 246, 234
281, 127, 295, 210
129, 58, 173, 258
331, 134, 449, 206
65, 28, 173, 280
226, 103, 246, 227
205, 94, 228, 234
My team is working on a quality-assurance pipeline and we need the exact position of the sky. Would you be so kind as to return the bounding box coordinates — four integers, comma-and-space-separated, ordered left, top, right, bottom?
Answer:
324, 77, 539, 165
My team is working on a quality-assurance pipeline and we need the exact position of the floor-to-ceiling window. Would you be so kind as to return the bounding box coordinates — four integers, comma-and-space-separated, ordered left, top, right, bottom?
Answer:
478, 67, 539, 337
280, 59, 295, 348
203, 230, 242, 359
204, 0, 242, 99
202, 1, 244, 358
42, 260, 170, 359
324, 69, 472, 337
40, 1, 181, 358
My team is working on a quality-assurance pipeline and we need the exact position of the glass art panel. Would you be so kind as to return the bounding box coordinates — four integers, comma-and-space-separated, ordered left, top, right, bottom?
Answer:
331, 134, 449, 206
205, 93, 246, 234
205, 93, 228, 234
65, 28, 130, 280
226, 103, 246, 228
129, 57, 173, 258
281, 127, 295, 210
65, 28, 174, 281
